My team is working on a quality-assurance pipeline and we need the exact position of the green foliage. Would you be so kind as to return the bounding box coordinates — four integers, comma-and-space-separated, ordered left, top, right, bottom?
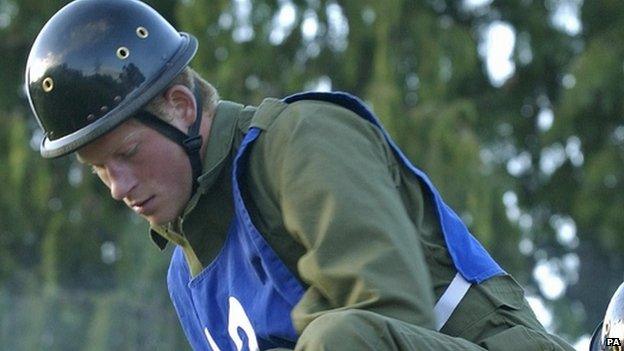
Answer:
2, 0, 623, 348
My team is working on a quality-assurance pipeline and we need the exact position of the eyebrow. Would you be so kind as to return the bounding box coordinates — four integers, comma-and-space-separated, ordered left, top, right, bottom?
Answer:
75, 129, 145, 165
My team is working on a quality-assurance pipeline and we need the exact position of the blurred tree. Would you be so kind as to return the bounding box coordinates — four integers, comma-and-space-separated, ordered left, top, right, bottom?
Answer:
546, 0, 624, 336
2, 0, 622, 349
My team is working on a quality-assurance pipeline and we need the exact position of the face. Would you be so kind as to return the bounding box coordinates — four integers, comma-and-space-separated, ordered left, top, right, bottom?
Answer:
77, 119, 193, 226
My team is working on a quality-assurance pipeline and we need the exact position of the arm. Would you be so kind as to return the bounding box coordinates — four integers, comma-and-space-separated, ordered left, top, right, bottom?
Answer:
260, 101, 437, 347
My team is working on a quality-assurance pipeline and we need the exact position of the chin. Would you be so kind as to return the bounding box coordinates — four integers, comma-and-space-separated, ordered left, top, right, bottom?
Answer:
145, 214, 168, 226
142, 201, 186, 227
145, 211, 180, 227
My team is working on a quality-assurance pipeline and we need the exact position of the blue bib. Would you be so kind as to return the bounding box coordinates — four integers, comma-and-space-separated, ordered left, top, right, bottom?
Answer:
283, 92, 505, 284
166, 92, 505, 351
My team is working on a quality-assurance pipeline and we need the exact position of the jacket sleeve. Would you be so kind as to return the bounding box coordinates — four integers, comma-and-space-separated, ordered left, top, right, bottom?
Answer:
258, 101, 437, 348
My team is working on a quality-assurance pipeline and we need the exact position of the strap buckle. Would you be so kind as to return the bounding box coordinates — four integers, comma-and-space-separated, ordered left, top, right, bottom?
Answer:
183, 135, 202, 153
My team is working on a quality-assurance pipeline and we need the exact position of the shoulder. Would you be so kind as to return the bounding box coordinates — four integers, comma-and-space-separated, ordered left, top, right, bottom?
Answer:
244, 95, 397, 193
252, 97, 386, 147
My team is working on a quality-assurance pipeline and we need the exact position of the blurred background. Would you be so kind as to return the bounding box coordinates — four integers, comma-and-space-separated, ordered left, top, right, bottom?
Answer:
0, 0, 622, 349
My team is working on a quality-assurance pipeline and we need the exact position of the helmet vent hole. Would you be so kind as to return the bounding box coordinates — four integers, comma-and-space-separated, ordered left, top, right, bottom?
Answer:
42, 77, 54, 92
136, 27, 149, 39
117, 47, 130, 59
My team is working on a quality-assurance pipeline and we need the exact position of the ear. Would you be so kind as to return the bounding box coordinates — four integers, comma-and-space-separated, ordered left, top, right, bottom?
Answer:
163, 84, 196, 131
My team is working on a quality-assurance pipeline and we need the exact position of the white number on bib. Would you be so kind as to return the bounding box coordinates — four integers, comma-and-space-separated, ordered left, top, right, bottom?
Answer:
204, 296, 259, 351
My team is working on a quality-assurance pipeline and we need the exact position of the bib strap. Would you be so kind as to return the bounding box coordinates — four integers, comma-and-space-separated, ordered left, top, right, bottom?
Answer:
433, 273, 471, 331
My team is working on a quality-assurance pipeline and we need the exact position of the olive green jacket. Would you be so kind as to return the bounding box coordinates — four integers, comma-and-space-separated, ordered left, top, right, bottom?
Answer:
150, 98, 573, 350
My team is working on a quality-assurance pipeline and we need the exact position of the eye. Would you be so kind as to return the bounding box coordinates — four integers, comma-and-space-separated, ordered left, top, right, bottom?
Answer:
119, 144, 139, 159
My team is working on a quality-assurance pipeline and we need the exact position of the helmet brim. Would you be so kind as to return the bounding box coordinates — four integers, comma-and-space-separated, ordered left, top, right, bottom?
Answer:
589, 322, 603, 351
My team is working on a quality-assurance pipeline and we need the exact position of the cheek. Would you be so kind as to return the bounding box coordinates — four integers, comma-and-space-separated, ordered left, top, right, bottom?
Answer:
144, 144, 192, 191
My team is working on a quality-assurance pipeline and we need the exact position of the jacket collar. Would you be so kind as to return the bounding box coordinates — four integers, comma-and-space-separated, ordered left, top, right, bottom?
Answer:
148, 100, 245, 250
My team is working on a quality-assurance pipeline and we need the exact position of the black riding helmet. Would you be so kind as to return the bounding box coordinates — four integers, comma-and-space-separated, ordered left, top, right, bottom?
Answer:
25, 0, 205, 191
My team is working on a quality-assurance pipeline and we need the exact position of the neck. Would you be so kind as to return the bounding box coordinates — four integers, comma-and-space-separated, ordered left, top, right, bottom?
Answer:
198, 106, 216, 163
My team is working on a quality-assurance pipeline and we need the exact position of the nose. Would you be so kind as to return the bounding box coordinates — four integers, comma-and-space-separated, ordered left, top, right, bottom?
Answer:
107, 163, 137, 201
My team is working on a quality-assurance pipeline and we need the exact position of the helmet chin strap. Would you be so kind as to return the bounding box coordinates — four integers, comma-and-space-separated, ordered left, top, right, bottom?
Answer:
134, 80, 204, 195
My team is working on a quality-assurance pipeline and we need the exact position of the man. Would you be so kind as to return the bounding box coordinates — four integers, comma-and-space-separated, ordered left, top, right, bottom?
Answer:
25, 0, 575, 350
